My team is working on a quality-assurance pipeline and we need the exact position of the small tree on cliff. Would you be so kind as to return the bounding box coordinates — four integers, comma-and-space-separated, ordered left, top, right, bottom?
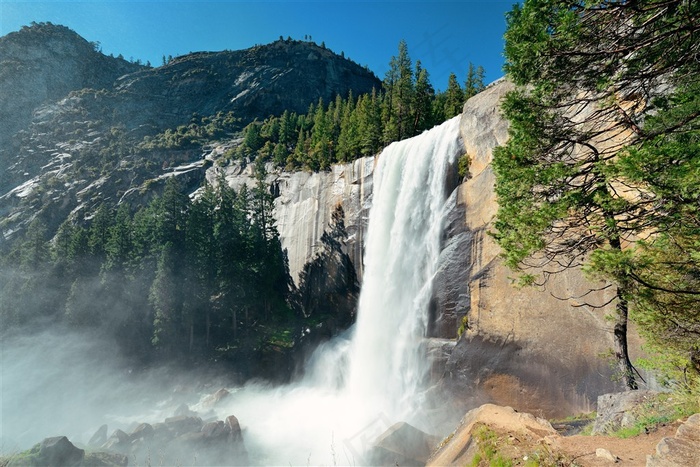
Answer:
493, 0, 700, 390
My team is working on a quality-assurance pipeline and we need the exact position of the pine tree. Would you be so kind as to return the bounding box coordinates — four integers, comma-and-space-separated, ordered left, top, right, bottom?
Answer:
464, 62, 485, 100
150, 242, 180, 352
184, 181, 218, 350
443, 72, 464, 118
412, 61, 435, 134
359, 89, 382, 156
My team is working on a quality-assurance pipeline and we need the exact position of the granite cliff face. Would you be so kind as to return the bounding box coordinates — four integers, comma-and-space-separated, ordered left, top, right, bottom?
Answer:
445, 80, 623, 417
0, 23, 640, 419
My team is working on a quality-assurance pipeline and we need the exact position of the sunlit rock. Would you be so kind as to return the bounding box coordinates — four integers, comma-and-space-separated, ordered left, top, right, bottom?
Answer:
592, 390, 661, 435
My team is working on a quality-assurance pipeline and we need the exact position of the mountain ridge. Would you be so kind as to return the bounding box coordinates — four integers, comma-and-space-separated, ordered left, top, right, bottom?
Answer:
0, 23, 381, 245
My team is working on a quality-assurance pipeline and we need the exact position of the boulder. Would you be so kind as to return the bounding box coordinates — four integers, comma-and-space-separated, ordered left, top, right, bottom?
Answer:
647, 413, 700, 467
88, 423, 108, 447
172, 415, 248, 466
101, 429, 130, 452
225, 414, 243, 442
164, 415, 203, 436
596, 447, 619, 463
592, 390, 660, 435
369, 422, 439, 466
201, 420, 230, 442
129, 422, 154, 442
37, 436, 84, 466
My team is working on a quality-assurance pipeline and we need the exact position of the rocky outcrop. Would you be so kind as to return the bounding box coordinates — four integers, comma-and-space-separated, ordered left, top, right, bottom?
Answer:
427, 404, 558, 466
213, 155, 374, 284
436, 79, 634, 418
0, 25, 380, 244
33, 436, 83, 466
647, 413, 700, 467
274, 156, 374, 284
96, 412, 248, 466
6, 436, 92, 467
592, 390, 661, 435
0, 23, 142, 150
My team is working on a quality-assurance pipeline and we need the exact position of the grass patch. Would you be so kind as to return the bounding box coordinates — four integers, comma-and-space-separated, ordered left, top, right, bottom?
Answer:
466, 423, 579, 467
611, 392, 697, 439
470, 425, 512, 467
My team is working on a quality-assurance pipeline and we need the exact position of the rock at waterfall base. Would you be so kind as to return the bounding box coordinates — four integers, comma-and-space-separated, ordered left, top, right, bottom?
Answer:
369, 422, 440, 466
7, 436, 84, 467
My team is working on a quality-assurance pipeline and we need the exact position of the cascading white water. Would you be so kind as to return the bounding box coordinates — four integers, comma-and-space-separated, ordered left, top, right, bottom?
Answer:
216, 116, 463, 465
345, 116, 463, 417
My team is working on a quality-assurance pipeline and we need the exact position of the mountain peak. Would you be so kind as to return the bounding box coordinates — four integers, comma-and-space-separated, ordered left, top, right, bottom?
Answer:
0, 24, 381, 244
0, 22, 144, 146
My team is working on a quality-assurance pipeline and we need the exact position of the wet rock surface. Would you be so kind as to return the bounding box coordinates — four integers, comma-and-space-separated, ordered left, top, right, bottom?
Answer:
370, 422, 440, 467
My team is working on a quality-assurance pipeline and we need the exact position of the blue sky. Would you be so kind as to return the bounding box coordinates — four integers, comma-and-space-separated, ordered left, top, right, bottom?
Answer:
0, 1, 516, 91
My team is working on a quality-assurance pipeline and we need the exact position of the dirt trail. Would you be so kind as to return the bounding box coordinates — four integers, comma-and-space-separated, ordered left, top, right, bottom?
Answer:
550, 422, 680, 466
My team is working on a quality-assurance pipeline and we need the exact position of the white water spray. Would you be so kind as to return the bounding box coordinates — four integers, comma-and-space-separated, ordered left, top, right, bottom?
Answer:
218, 117, 464, 464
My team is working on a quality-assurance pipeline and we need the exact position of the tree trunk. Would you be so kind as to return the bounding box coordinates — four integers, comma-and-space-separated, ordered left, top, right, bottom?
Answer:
609, 227, 638, 391
613, 282, 638, 390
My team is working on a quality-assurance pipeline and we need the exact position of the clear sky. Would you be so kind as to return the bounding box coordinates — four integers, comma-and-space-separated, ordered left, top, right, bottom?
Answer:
0, 1, 516, 91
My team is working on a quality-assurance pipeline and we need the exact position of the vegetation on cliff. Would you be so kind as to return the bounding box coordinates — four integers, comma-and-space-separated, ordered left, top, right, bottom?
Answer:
493, 0, 699, 397
232, 40, 485, 171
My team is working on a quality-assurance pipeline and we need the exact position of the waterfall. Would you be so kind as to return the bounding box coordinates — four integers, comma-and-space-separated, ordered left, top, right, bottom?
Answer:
345, 116, 463, 417
217, 116, 463, 465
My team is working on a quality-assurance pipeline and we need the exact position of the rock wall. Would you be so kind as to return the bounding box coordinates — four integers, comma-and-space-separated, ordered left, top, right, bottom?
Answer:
442, 79, 636, 418
215, 156, 374, 285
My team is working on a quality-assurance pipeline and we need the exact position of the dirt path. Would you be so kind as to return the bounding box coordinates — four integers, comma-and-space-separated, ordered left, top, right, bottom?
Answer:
551, 422, 680, 466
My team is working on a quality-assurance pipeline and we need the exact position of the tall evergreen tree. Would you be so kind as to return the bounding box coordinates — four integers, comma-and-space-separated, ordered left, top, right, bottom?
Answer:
413, 60, 435, 134
464, 62, 485, 100
443, 72, 465, 118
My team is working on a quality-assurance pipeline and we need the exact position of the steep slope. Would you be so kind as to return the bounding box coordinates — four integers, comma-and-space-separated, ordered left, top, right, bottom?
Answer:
0, 22, 143, 153
113, 39, 380, 130
0, 24, 381, 245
